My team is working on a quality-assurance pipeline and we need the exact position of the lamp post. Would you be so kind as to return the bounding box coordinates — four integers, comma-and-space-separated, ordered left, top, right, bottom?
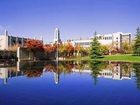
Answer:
74, 42, 76, 57
55, 41, 59, 60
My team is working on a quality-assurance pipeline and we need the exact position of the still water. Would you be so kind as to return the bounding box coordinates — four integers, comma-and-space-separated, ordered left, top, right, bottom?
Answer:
0, 61, 140, 105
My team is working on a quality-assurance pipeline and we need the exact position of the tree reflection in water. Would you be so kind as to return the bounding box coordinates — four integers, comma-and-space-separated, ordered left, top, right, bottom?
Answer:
23, 69, 43, 78
89, 61, 107, 85
16, 61, 140, 90
20, 62, 44, 78
44, 61, 74, 74
0, 60, 138, 87
133, 63, 140, 89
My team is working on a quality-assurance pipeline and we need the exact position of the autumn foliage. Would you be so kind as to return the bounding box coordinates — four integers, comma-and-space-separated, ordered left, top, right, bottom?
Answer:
24, 39, 88, 58
24, 39, 43, 51
43, 44, 57, 54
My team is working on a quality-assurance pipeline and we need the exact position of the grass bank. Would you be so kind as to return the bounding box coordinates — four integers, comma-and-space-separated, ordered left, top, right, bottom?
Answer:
65, 54, 140, 62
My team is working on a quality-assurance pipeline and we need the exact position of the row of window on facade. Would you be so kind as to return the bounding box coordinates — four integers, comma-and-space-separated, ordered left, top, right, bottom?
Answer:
96, 36, 112, 40
8, 37, 26, 46
75, 42, 90, 46
100, 72, 112, 76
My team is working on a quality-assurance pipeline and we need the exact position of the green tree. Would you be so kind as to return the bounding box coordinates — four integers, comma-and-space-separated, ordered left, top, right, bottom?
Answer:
90, 32, 102, 58
100, 45, 109, 55
133, 63, 140, 89
59, 44, 67, 58
133, 27, 140, 56
121, 42, 132, 54
89, 61, 106, 85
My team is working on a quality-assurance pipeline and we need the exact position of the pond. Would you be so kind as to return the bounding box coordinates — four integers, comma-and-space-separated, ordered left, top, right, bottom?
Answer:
0, 60, 140, 105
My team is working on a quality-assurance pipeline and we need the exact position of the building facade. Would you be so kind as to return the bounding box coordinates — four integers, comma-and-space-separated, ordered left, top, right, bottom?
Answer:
0, 30, 42, 50
70, 32, 131, 49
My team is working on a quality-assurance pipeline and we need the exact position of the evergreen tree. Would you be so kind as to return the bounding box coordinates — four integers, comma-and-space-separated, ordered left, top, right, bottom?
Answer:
89, 61, 102, 85
133, 63, 140, 89
90, 32, 102, 59
133, 27, 140, 56
89, 61, 107, 85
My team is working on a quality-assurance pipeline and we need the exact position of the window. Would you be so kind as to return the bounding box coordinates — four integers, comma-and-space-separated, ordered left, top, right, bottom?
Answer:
18, 41, 21, 44
107, 37, 108, 40
13, 40, 15, 43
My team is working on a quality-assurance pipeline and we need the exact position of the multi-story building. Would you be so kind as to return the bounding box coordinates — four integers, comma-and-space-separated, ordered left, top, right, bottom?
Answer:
70, 32, 131, 49
0, 30, 25, 50
0, 30, 43, 50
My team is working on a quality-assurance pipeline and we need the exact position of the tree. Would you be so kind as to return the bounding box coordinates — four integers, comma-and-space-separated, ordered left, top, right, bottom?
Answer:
121, 42, 132, 54
89, 61, 105, 85
8, 44, 20, 52
133, 27, 140, 56
133, 63, 140, 89
24, 39, 44, 60
43, 44, 57, 59
75, 45, 81, 56
74, 45, 89, 57
100, 45, 109, 55
66, 42, 74, 57
90, 32, 102, 58
44, 44, 56, 54
24, 39, 43, 50
59, 44, 67, 58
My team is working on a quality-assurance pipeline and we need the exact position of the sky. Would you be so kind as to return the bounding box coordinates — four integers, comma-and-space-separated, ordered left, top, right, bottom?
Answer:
0, 0, 140, 43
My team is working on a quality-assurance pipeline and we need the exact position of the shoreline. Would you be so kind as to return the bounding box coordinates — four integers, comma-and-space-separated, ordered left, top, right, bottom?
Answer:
63, 54, 140, 63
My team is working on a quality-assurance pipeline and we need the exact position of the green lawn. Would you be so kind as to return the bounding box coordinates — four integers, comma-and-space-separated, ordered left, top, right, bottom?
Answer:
99, 54, 140, 62
65, 54, 140, 62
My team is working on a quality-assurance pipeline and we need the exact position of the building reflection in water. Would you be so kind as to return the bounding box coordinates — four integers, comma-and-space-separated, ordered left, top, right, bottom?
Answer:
0, 61, 134, 85
72, 61, 132, 80
0, 68, 8, 84
0, 66, 23, 84
99, 62, 132, 80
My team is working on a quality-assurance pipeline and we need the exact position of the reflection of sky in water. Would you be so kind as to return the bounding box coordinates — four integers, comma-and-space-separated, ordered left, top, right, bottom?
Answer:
0, 61, 140, 105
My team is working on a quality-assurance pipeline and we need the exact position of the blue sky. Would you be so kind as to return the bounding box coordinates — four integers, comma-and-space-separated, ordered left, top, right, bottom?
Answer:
0, 0, 140, 42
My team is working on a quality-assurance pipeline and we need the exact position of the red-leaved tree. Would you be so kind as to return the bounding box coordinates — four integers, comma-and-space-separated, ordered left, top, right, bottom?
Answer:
24, 39, 44, 60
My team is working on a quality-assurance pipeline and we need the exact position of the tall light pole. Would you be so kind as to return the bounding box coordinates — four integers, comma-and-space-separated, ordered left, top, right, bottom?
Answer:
57, 41, 59, 60
54, 28, 61, 60
74, 42, 76, 57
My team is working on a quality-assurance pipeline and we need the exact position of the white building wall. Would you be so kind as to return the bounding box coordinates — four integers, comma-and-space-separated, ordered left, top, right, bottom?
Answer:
113, 64, 121, 80
0, 35, 8, 50
72, 39, 91, 48
96, 34, 113, 46
0, 68, 8, 79
112, 32, 121, 49
0, 68, 8, 84
70, 32, 131, 49
0, 34, 42, 50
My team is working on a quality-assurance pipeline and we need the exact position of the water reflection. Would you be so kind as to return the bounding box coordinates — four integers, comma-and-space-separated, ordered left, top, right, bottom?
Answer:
133, 63, 140, 89
98, 61, 132, 80
89, 61, 107, 85
0, 60, 139, 88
